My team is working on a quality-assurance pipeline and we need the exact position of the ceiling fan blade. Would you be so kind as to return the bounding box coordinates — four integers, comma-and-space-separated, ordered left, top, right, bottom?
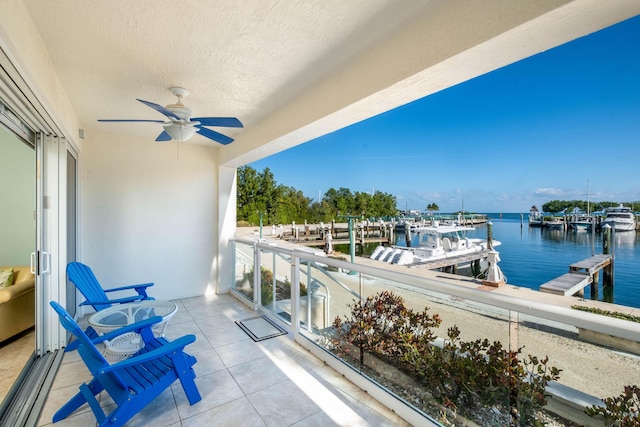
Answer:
137, 98, 181, 120
191, 117, 243, 128
98, 119, 166, 123
196, 127, 234, 145
155, 131, 172, 142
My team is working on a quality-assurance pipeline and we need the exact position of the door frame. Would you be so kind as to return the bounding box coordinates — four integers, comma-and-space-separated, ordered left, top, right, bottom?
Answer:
35, 133, 67, 354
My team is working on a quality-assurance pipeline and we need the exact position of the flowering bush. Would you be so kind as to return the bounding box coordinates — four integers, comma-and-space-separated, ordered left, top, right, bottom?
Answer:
328, 291, 561, 426
330, 290, 441, 368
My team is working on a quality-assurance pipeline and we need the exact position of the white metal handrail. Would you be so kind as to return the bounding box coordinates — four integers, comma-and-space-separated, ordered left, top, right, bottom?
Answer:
235, 236, 640, 344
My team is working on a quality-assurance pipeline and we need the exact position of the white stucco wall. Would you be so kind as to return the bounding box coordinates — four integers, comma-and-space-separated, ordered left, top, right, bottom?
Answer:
81, 131, 219, 301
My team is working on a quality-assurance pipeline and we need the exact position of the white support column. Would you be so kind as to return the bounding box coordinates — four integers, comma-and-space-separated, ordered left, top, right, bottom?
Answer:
215, 166, 237, 294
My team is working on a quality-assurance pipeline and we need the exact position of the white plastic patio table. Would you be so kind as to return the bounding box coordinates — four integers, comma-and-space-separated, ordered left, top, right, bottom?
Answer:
87, 300, 178, 361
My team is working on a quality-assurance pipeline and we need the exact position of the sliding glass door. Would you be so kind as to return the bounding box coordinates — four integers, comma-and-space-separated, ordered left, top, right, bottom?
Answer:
66, 151, 77, 317
0, 124, 36, 404
0, 45, 73, 423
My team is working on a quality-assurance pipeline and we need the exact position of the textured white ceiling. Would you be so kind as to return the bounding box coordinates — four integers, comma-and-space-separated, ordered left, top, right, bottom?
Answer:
23, 0, 430, 146
19, 0, 640, 155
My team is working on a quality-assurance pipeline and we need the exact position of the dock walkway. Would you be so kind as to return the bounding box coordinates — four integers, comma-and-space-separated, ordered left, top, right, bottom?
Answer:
540, 254, 612, 296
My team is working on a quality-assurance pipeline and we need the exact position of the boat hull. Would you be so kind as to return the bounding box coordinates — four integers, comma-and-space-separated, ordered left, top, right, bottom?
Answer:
601, 204, 637, 232
601, 220, 636, 232
569, 220, 593, 231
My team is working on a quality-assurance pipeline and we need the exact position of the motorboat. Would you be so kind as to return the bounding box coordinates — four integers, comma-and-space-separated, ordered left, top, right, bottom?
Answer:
543, 217, 565, 230
394, 217, 418, 231
569, 181, 595, 231
370, 222, 500, 266
601, 204, 637, 232
568, 215, 594, 231
568, 209, 594, 231
528, 205, 543, 227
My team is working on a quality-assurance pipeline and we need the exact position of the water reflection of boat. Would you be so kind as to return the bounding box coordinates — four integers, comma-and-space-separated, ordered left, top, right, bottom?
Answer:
614, 230, 637, 247
601, 204, 637, 232
370, 222, 500, 265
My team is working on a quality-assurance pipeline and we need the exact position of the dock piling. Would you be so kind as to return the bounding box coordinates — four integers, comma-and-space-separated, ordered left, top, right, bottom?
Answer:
602, 224, 614, 292
404, 225, 411, 247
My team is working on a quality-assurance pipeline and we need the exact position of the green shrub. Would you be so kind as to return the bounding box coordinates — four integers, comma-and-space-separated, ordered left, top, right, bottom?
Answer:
586, 385, 640, 426
328, 291, 561, 426
330, 290, 441, 369
571, 305, 640, 323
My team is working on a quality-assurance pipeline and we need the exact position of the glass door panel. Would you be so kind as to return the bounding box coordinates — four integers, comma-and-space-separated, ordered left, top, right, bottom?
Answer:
0, 124, 36, 404
66, 150, 77, 316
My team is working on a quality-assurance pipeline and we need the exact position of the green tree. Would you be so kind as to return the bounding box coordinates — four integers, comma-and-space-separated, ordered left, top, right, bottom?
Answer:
308, 200, 335, 223
541, 199, 637, 214
237, 166, 399, 225
273, 186, 312, 224
237, 166, 261, 223
258, 167, 278, 221
354, 191, 370, 216
370, 191, 397, 218
323, 187, 355, 216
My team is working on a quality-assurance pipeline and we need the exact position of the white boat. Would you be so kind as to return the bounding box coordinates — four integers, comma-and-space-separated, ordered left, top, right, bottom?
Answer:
601, 204, 637, 232
370, 222, 501, 266
394, 217, 418, 231
543, 218, 565, 230
528, 205, 543, 227
568, 215, 594, 231
569, 182, 595, 231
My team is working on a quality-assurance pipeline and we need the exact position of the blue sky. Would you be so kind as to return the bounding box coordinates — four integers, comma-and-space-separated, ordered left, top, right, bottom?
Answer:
250, 15, 640, 214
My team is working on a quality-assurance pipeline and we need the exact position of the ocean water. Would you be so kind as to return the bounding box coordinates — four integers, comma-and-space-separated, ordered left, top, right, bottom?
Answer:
358, 213, 640, 310
475, 213, 639, 309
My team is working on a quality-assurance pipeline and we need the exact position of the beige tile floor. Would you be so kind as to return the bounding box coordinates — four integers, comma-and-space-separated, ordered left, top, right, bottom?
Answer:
0, 328, 34, 403
37, 294, 410, 427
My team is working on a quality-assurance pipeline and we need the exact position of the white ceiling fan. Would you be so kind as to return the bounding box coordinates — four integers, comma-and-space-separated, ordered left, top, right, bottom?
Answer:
98, 87, 243, 144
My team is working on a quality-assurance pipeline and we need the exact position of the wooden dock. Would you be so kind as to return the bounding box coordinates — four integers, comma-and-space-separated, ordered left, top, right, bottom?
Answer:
540, 254, 612, 296
409, 250, 491, 270
277, 221, 395, 248
296, 237, 390, 247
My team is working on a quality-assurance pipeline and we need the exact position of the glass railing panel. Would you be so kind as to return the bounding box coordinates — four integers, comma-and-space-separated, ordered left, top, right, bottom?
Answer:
233, 241, 255, 302
258, 249, 293, 317
232, 240, 640, 427
360, 274, 513, 426
297, 259, 362, 333
294, 261, 514, 426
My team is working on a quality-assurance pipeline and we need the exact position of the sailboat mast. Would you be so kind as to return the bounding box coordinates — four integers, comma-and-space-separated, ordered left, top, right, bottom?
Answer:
587, 179, 590, 215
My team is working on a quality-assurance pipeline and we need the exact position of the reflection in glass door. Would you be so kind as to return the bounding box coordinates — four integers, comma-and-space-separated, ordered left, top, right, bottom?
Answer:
66, 150, 77, 316
0, 125, 36, 404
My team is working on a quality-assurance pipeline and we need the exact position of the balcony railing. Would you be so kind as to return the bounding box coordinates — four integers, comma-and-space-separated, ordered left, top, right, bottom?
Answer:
231, 237, 640, 426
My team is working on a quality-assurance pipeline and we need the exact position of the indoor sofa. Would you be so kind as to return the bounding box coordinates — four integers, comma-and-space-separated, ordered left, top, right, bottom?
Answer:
0, 266, 35, 343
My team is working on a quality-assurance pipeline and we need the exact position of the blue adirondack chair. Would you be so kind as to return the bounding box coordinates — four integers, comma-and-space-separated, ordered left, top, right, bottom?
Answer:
67, 262, 155, 312
50, 301, 201, 427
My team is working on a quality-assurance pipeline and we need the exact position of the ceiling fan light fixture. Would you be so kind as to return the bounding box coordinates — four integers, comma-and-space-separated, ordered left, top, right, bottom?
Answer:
163, 123, 195, 142
98, 87, 241, 145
